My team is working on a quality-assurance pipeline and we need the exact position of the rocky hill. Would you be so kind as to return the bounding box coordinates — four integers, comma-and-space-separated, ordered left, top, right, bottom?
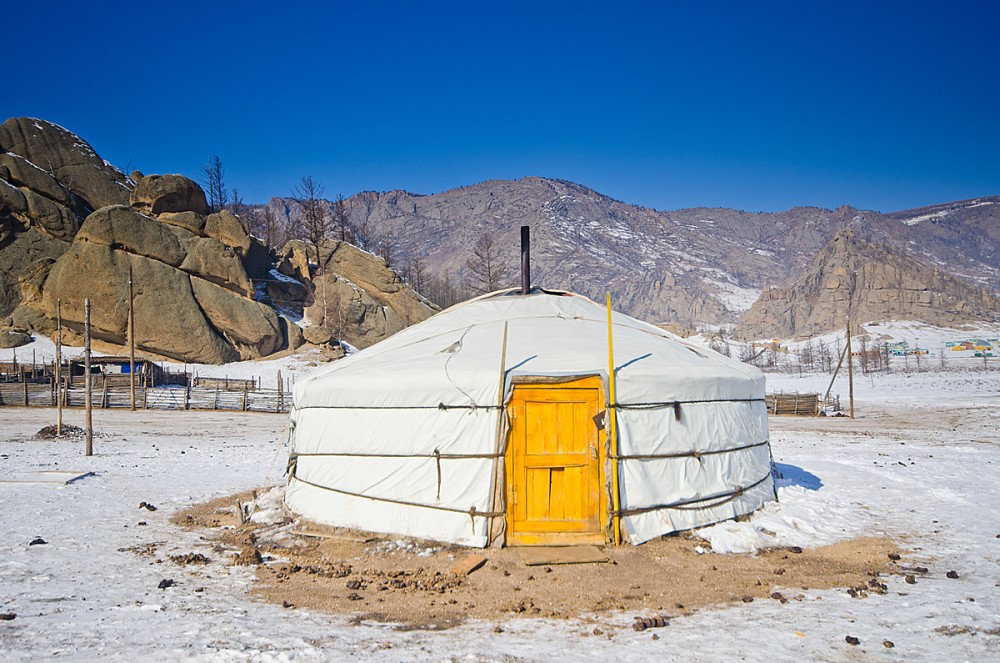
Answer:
2, 117, 434, 362
267, 179, 998, 336
735, 228, 996, 339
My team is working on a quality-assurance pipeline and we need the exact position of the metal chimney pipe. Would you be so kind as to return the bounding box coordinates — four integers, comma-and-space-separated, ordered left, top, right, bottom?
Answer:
520, 225, 530, 294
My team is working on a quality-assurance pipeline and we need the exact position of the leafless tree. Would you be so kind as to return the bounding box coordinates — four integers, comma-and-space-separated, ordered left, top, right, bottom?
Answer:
377, 223, 399, 267
424, 269, 468, 309
200, 155, 228, 212
227, 187, 246, 216
293, 175, 329, 267
247, 205, 280, 249
405, 255, 427, 294
465, 231, 512, 295
332, 194, 353, 243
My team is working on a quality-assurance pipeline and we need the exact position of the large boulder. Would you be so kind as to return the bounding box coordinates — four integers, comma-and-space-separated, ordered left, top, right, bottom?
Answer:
76, 205, 185, 267
303, 240, 437, 349
0, 328, 31, 349
190, 279, 284, 359
0, 228, 67, 317
179, 237, 253, 297
204, 210, 251, 257
0, 117, 132, 211
130, 174, 209, 216
157, 211, 206, 235
37, 242, 241, 363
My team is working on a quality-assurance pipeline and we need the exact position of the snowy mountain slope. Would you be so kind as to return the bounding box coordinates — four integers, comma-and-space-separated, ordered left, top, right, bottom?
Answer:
267, 179, 998, 330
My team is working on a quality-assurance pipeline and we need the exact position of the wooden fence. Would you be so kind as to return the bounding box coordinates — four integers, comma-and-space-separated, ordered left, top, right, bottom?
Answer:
765, 392, 821, 416
0, 378, 290, 413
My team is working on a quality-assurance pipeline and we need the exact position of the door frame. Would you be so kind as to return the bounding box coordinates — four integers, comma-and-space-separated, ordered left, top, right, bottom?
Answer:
504, 375, 608, 546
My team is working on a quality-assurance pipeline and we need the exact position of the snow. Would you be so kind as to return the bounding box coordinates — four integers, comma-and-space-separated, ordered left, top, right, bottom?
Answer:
3, 316, 1000, 657
2, 360, 999, 659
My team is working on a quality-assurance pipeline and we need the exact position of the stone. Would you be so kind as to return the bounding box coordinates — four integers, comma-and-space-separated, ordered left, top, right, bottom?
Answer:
0, 328, 31, 348
0, 227, 68, 318
276, 240, 311, 282
179, 237, 253, 297
76, 205, 185, 267
303, 241, 437, 349
157, 211, 206, 235
129, 174, 209, 216
0, 117, 132, 211
190, 278, 284, 359
302, 325, 334, 346
204, 210, 251, 257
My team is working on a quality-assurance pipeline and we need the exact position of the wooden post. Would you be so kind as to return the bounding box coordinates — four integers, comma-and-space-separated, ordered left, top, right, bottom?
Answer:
606, 293, 622, 547
276, 370, 283, 413
56, 299, 62, 434
846, 317, 855, 419
128, 263, 136, 411
85, 298, 93, 456
102, 375, 109, 409
23, 377, 28, 406
242, 383, 249, 411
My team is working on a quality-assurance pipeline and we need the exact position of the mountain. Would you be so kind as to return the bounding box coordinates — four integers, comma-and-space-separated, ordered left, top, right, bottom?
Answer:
735, 228, 996, 339
267, 178, 998, 336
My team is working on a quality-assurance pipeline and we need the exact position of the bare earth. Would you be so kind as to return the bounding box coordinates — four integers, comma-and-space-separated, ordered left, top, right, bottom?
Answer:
174, 492, 899, 630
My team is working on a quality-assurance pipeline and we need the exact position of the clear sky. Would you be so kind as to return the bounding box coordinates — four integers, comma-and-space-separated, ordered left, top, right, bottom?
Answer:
6, 1, 998, 213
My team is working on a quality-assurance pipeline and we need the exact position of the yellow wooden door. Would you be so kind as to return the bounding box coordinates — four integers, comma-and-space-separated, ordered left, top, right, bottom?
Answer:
506, 377, 605, 545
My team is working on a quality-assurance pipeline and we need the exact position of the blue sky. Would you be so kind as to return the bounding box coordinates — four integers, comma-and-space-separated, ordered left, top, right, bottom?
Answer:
7, 1, 998, 212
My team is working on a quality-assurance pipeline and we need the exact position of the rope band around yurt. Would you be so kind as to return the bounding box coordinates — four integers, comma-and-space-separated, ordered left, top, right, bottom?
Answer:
611, 439, 770, 461
289, 472, 504, 529
291, 397, 765, 413
613, 471, 773, 517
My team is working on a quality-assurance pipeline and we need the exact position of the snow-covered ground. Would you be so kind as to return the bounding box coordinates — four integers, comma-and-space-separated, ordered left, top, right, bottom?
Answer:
2, 342, 999, 660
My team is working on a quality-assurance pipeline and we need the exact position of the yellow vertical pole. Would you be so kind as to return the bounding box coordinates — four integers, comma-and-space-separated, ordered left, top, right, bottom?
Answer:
606, 293, 622, 546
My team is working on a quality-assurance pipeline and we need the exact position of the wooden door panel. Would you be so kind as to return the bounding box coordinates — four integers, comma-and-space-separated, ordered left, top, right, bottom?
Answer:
507, 377, 605, 545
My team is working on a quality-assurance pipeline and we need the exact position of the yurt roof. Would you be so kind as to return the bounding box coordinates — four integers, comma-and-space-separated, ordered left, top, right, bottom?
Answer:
294, 288, 764, 410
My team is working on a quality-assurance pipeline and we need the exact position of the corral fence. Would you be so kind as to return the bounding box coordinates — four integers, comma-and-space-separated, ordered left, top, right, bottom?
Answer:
765, 392, 840, 416
0, 372, 291, 414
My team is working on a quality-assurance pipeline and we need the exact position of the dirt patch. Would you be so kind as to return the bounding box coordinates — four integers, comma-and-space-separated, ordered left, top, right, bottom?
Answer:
173, 496, 900, 630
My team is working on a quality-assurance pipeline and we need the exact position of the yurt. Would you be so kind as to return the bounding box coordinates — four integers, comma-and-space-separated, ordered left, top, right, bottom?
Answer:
285, 288, 775, 547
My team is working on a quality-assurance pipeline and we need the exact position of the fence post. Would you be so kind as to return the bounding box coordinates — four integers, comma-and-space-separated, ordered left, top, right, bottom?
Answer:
242, 383, 248, 411
85, 298, 93, 457
276, 370, 283, 413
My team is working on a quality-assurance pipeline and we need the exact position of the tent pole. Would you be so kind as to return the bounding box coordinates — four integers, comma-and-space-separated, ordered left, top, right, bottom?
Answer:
607, 293, 622, 546
488, 322, 509, 545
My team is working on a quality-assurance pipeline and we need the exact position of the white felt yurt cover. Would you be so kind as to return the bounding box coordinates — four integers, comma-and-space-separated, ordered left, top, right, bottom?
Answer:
285, 288, 775, 547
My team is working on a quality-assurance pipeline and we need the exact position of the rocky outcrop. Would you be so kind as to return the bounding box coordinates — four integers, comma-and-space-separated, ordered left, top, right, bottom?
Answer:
269, 239, 436, 350
15, 188, 287, 364
734, 229, 999, 340
1, 118, 133, 319
130, 174, 209, 216
0, 117, 132, 212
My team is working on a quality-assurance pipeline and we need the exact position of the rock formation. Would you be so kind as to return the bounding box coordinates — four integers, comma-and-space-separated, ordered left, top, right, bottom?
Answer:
734, 229, 998, 340
14, 188, 290, 364
264, 239, 437, 351
1, 117, 132, 318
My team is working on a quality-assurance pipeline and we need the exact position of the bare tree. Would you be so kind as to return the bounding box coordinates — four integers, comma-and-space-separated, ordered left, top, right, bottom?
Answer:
293, 175, 329, 267
247, 205, 280, 249
424, 269, 468, 309
377, 223, 399, 267
332, 194, 353, 243
200, 155, 228, 212
405, 255, 427, 294
465, 231, 512, 295
228, 187, 246, 216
